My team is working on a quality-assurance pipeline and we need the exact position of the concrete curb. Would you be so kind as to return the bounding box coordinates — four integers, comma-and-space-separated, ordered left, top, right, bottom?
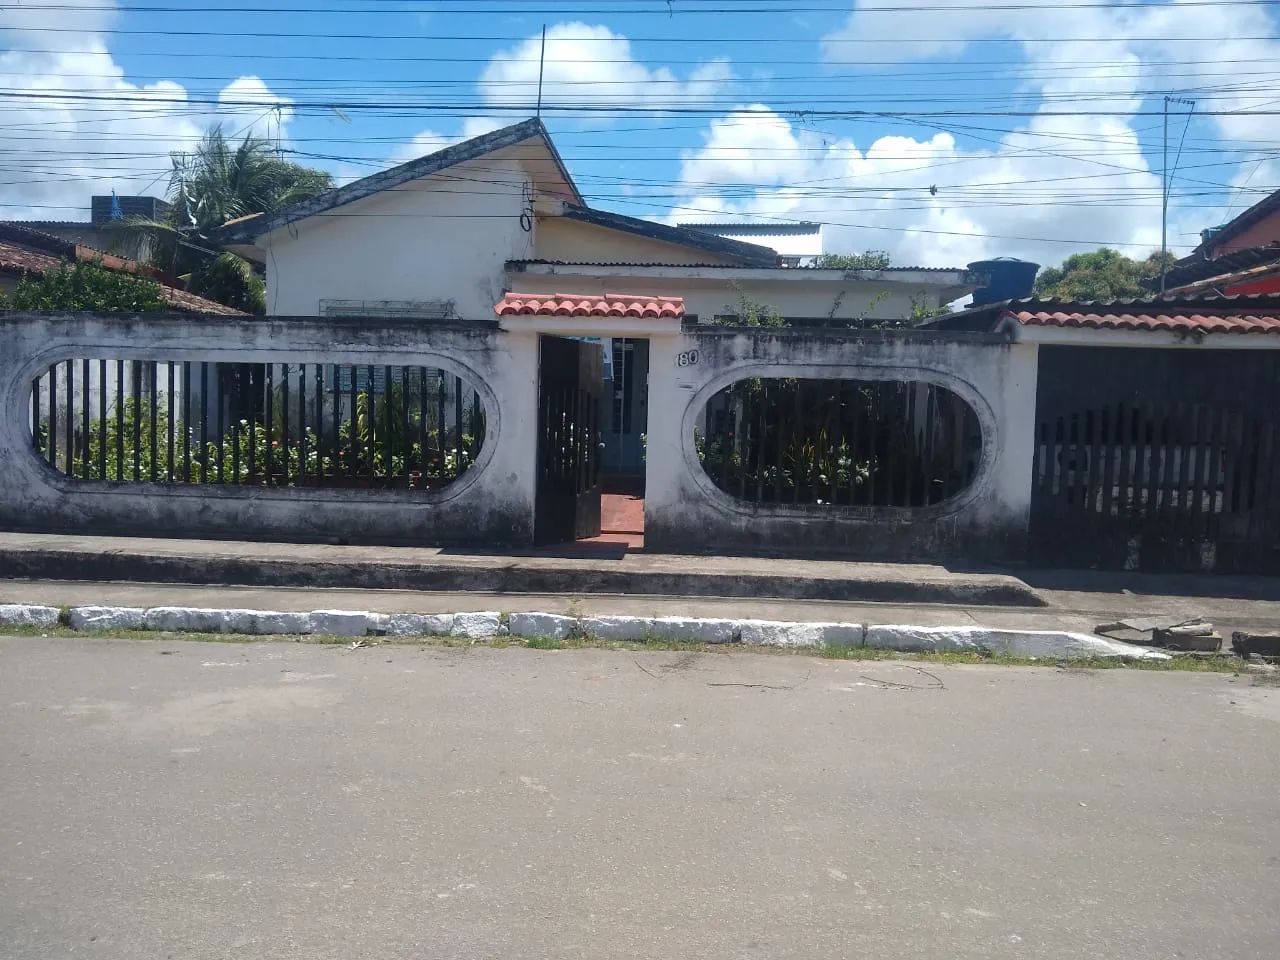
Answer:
8, 604, 1171, 661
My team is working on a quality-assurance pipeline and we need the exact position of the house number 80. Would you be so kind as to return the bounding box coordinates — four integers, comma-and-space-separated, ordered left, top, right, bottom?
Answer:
676, 350, 700, 367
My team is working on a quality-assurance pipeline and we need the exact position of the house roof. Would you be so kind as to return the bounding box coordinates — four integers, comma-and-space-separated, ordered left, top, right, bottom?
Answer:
1162, 260, 1280, 297
495, 291, 685, 319
677, 221, 821, 237
558, 205, 778, 267
0, 224, 246, 316
1152, 244, 1280, 292
506, 259, 967, 273
928, 294, 1280, 336
218, 118, 583, 244
1194, 189, 1280, 255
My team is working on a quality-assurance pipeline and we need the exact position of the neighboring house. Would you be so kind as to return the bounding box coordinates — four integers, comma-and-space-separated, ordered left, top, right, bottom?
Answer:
926, 293, 1280, 572
218, 118, 977, 476
1195, 189, 1280, 258
2, 195, 170, 263
1157, 243, 1280, 297
0, 223, 244, 315
1156, 188, 1280, 297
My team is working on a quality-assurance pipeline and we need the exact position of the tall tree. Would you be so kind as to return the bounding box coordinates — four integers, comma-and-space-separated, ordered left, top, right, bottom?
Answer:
1033, 248, 1175, 301
117, 125, 333, 313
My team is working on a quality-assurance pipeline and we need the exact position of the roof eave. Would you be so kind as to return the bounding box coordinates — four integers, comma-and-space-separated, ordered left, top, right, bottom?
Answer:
217, 118, 580, 245
559, 205, 779, 267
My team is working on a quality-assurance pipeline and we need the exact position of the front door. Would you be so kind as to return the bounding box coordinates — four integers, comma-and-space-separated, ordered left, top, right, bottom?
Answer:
534, 336, 603, 545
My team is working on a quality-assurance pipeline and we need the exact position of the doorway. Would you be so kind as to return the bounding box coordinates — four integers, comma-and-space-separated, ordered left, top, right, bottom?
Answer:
600, 338, 649, 547
533, 335, 604, 546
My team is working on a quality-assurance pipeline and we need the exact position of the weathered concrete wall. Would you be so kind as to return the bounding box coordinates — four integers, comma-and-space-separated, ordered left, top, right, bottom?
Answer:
0, 311, 539, 546
644, 326, 1039, 562
506, 270, 933, 324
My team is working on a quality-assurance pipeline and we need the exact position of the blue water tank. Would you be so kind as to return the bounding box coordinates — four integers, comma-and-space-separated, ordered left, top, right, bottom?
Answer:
968, 257, 1040, 305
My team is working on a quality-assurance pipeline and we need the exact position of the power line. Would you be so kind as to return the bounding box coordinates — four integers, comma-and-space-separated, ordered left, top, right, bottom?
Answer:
6, 89, 1280, 117
11, 0, 1280, 11
8, 24, 1280, 42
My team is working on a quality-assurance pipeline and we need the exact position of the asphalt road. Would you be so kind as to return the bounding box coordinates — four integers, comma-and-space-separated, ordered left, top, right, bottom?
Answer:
2, 636, 1278, 960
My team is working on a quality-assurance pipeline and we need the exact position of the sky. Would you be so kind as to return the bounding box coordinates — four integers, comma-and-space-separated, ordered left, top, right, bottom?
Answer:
2, 0, 1280, 269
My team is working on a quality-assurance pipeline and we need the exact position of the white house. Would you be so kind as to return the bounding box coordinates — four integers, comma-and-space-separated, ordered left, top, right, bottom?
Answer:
220, 119, 977, 480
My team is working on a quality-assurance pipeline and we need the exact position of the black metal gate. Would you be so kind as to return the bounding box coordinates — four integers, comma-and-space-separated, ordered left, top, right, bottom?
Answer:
1030, 346, 1280, 573
534, 336, 603, 545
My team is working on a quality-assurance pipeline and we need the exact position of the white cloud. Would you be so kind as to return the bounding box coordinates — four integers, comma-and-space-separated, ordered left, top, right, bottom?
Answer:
675, 0, 1280, 268
822, 0, 1280, 142
217, 76, 294, 142
0, 1, 296, 221
385, 117, 507, 168
479, 22, 732, 111
673, 107, 1165, 269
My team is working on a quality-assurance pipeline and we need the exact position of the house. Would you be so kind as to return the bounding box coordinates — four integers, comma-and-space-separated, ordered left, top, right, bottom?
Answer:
219, 118, 977, 479
927, 293, 1280, 572
1157, 188, 1280, 297
2, 195, 170, 262
0, 222, 244, 316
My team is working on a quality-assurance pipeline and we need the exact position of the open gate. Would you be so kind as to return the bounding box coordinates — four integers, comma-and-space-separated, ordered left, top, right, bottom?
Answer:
534, 336, 603, 545
1030, 346, 1280, 573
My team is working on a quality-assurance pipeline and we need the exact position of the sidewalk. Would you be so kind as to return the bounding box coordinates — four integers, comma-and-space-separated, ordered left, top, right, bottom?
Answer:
0, 531, 1043, 606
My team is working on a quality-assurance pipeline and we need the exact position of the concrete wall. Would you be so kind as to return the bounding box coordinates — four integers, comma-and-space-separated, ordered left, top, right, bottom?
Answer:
508, 271, 936, 324
0, 311, 540, 546
643, 326, 1039, 561
263, 157, 536, 320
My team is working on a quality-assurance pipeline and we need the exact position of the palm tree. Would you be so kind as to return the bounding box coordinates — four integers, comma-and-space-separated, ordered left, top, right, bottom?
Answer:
114, 125, 334, 313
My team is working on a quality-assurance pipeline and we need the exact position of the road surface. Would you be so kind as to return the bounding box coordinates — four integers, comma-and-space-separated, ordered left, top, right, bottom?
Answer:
1, 636, 1277, 959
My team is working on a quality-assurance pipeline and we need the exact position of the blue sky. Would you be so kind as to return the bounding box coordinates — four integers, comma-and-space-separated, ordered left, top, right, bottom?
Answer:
3, 0, 1279, 267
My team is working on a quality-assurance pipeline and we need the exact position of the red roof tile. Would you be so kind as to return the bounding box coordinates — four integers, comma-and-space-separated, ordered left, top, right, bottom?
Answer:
495, 291, 684, 319
1012, 304, 1280, 334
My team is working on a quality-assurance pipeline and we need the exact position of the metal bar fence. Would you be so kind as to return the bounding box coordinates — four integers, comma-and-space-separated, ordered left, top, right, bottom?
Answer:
26, 359, 486, 491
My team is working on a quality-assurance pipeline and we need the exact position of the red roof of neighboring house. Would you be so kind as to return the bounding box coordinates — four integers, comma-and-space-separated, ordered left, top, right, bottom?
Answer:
1011, 303, 1280, 334
495, 291, 685, 318
930, 294, 1280, 336
0, 227, 246, 316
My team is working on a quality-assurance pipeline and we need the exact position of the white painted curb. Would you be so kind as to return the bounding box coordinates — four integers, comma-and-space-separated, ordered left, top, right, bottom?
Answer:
5, 603, 1171, 661
0, 603, 60, 627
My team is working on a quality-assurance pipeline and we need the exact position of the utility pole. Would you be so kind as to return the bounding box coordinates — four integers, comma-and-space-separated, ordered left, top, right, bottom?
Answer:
1161, 95, 1196, 294
536, 24, 547, 119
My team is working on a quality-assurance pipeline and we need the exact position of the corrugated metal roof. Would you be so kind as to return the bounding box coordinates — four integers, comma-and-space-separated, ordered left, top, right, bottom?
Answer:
677, 221, 821, 236
496, 291, 684, 319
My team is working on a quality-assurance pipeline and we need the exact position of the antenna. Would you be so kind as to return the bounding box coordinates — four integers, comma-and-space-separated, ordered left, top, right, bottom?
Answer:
1161, 95, 1196, 294
536, 24, 547, 119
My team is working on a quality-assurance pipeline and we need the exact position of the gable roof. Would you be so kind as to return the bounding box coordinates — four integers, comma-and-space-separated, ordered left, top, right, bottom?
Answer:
1194, 189, 1280, 255
927, 294, 1280, 336
0, 223, 246, 316
559, 205, 778, 267
218, 118, 582, 244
